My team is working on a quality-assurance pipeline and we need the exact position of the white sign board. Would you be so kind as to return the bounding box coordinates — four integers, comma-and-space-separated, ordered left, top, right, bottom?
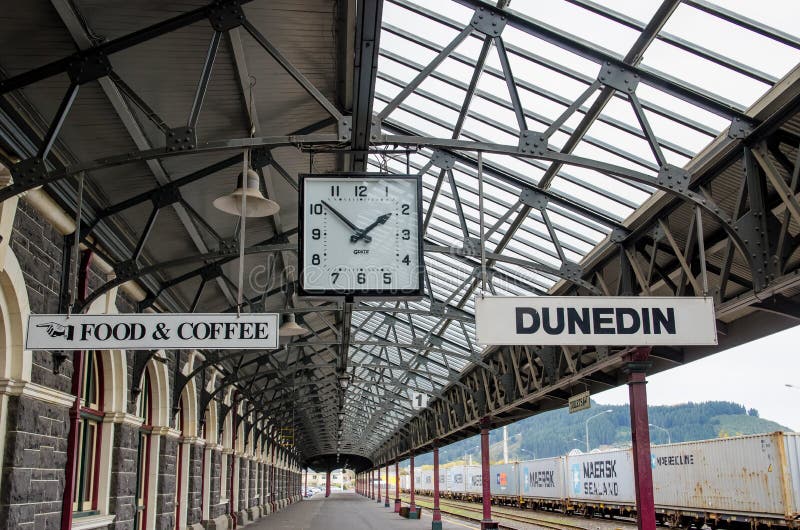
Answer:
568, 391, 591, 414
476, 296, 717, 346
26, 313, 280, 350
410, 391, 429, 410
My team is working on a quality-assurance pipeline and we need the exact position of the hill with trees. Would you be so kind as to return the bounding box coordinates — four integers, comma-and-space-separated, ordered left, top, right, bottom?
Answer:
412, 401, 790, 467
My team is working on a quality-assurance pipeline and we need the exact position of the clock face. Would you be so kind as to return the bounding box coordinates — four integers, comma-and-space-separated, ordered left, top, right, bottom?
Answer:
299, 174, 423, 296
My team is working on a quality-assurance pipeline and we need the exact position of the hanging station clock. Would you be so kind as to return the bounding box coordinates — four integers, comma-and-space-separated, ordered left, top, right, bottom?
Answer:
299, 174, 423, 297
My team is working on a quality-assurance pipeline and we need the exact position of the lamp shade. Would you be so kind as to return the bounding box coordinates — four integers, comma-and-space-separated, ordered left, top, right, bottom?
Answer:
279, 313, 307, 337
213, 168, 280, 217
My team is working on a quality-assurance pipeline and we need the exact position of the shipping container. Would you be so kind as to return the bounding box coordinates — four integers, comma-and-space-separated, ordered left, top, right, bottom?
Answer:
418, 468, 433, 492
490, 463, 519, 498
464, 464, 482, 494
518, 457, 565, 500
651, 432, 800, 520
565, 448, 636, 506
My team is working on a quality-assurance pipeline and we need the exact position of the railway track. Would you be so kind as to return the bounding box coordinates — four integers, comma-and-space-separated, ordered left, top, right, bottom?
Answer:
400, 494, 589, 530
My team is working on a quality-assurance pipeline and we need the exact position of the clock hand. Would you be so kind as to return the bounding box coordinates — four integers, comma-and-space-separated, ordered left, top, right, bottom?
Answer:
350, 213, 392, 243
321, 200, 371, 242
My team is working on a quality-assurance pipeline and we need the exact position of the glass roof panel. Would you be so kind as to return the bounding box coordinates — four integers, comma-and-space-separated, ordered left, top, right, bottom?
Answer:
357, 0, 799, 440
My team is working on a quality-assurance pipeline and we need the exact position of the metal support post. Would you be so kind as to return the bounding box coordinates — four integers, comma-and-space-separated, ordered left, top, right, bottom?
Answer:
377, 467, 382, 503
480, 417, 497, 529
385, 464, 390, 507
626, 347, 656, 530
304, 468, 307, 500
432, 443, 442, 530
325, 471, 331, 498
394, 459, 401, 512
409, 453, 417, 517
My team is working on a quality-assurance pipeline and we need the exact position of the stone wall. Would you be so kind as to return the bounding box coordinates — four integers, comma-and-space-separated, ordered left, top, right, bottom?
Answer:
208, 450, 226, 520
0, 395, 69, 529
237, 457, 247, 512
155, 436, 177, 530
108, 422, 139, 530
248, 460, 257, 508
187, 443, 203, 526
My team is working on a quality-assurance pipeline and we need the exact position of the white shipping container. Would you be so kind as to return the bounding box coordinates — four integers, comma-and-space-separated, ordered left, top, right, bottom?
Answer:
566, 448, 636, 504
465, 465, 482, 494
519, 457, 565, 500
418, 468, 433, 490
445, 466, 466, 493
490, 463, 519, 497
783, 433, 800, 518
651, 432, 800, 518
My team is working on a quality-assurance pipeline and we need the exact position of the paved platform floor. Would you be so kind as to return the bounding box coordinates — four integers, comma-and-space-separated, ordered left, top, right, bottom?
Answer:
245, 491, 478, 530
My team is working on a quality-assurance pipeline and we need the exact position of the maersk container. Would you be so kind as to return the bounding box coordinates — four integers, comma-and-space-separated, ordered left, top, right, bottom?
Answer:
651, 432, 800, 520
445, 466, 465, 494
490, 463, 519, 497
418, 468, 433, 492
464, 464, 483, 494
518, 457, 566, 500
565, 448, 636, 505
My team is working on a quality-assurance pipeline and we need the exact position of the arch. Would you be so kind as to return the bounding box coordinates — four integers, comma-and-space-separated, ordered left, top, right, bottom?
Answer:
178, 375, 198, 438
85, 291, 128, 413
144, 353, 171, 428
0, 249, 31, 381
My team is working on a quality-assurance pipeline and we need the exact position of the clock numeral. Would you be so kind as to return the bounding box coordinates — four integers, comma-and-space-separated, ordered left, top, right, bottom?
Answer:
401, 229, 411, 240
312, 228, 321, 240
330, 185, 340, 197
383, 272, 392, 285
331, 272, 340, 283
401, 204, 410, 215
309, 203, 323, 215
402, 254, 411, 265
354, 185, 367, 197
357, 272, 366, 284
312, 254, 320, 265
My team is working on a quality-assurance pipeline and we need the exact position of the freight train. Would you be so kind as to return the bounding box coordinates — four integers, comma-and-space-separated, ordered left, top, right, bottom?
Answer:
400, 432, 800, 528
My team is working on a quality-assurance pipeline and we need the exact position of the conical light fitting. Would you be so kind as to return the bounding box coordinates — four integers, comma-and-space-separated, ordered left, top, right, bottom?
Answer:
279, 313, 307, 337
213, 168, 280, 217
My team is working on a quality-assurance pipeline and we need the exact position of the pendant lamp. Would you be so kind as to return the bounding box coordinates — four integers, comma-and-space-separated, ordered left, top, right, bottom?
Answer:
279, 312, 307, 337
213, 168, 280, 217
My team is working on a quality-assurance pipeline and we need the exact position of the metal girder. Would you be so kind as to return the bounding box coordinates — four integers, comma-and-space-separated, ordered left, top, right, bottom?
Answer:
350, 0, 384, 171
449, 0, 750, 121
1, 1, 258, 95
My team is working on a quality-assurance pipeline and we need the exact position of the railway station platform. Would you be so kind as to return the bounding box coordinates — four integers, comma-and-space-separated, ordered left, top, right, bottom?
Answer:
246, 492, 470, 530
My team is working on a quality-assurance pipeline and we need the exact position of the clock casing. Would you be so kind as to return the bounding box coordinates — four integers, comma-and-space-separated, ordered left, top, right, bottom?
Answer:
298, 173, 424, 298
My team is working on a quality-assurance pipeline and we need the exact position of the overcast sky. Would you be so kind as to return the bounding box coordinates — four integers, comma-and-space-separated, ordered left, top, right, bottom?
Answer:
595, 323, 800, 432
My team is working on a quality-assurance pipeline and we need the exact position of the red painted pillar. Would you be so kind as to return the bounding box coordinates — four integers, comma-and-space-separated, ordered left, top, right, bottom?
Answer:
480, 417, 496, 530
394, 460, 401, 512
325, 471, 331, 497
409, 453, 416, 513
432, 443, 442, 530
270, 444, 276, 512
304, 468, 307, 499
385, 464, 390, 507
627, 348, 656, 530
60, 350, 84, 530
377, 467, 382, 503
61, 251, 91, 530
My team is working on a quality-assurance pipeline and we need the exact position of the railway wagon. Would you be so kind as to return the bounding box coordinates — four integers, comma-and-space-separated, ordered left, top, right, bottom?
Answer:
518, 456, 566, 511
418, 468, 434, 496
566, 447, 636, 517
649, 432, 800, 527
440, 465, 482, 499
489, 463, 519, 504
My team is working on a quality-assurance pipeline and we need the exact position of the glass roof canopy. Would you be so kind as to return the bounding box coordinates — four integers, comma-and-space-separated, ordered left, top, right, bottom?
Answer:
347, 0, 800, 446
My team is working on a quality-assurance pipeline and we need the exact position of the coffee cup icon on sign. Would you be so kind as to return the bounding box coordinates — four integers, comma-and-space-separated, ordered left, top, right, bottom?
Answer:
37, 322, 75, 341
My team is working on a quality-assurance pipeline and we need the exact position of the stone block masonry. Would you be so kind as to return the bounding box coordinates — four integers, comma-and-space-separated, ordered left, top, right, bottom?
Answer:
108, 422, 139, 530
155, 436, 178, 530
0, 395, 69, 529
